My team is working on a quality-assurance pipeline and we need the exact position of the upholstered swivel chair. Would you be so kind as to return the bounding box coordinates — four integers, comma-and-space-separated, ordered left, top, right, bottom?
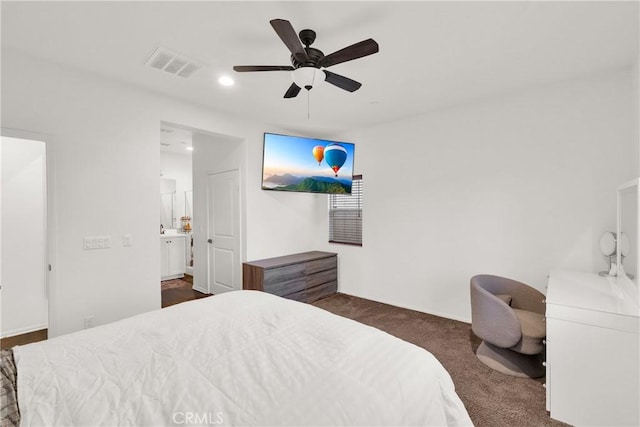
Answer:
470, 274, 546, 378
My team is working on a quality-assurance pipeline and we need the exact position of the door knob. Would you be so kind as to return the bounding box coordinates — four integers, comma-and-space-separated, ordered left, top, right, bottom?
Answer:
207, 239, 213, 244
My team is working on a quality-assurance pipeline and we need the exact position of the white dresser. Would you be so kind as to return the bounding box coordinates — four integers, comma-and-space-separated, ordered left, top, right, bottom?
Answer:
546, 270, 639, 426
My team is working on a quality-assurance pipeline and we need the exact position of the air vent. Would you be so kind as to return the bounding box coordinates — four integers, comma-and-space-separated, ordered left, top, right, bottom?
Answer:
145, 46, 203, 79
160, 143, 171, 147
160, 128, 174, 133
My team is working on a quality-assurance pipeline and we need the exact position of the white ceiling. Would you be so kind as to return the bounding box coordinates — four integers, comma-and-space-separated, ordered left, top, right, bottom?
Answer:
1, 1, 638, 137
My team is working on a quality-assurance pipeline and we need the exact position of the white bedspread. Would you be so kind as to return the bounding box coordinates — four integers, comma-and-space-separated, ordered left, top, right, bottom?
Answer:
15, 291, 472, 426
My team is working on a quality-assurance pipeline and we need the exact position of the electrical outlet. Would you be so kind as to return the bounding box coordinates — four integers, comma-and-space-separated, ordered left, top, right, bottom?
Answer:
84, 316, 94, 329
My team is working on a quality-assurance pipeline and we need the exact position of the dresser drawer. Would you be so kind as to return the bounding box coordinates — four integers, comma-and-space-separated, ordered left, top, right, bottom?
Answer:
306, 281, 338, 303
282, 288, 307, 302
264, 277, 306, 297
306, 256, 337, 274
306, 268, 337, 288
264, 263, 305, 286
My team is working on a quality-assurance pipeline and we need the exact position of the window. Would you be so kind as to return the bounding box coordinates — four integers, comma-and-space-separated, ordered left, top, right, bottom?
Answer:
329, 175, 363, 246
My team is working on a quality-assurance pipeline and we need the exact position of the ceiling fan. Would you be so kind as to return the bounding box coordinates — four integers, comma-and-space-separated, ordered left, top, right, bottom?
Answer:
233, 19, 379, 98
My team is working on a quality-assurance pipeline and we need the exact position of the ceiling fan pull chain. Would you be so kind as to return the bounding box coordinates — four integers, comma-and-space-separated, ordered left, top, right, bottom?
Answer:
307, 90, 310, 120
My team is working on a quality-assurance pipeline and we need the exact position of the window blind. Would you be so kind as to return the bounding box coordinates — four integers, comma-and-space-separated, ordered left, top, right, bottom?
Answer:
329, 175, 362, 246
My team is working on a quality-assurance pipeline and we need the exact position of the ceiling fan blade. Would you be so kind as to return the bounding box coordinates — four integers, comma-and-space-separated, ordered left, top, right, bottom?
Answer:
323, 71, 362, 92
284, 83, 302, 98
320, 39, 379, 68
233, 65, 294, 72
270, 19, 309, 62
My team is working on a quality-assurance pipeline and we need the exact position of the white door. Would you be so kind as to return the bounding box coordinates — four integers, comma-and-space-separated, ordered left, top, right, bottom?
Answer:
207, 170, 240, 294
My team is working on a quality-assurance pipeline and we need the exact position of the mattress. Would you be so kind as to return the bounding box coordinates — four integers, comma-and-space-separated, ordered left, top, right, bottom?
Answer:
14, 290, 472, 426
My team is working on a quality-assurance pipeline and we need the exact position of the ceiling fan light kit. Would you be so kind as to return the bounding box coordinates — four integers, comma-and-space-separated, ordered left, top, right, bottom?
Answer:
233, 18, 378, 99
292, 67, 325, 91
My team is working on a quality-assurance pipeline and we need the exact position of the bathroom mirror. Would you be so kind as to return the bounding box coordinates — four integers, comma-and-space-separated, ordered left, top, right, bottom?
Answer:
617, 178, 639, 282
160, 178, 176, 229
185, 190, 193, 220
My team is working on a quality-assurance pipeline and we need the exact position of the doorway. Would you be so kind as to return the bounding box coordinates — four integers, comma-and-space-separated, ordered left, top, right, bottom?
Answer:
159, 124, 195, 306
0, 133, 49, 346
159, 122, 244, 299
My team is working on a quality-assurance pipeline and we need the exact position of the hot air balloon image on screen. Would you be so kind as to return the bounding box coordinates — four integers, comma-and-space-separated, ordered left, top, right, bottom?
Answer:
312, 145, 325, 165
261, 133, 355, 194
324, 143, 347, 177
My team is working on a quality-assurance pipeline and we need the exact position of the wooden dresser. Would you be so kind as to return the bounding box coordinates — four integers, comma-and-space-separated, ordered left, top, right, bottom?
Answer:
242, 251, 337, 303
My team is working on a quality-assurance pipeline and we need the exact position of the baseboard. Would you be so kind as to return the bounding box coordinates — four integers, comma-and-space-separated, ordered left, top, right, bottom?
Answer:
185, 266, 194, 275
337, 292, 471, 324
161, 273, 185, 281
1, 323, 48, 339
193, 284, 208, 294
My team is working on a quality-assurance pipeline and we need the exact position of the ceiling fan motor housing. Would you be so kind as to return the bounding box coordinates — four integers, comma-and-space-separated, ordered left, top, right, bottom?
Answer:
290, 29, 324, 69
291, 47, 324, 69
299, 29, 316, 46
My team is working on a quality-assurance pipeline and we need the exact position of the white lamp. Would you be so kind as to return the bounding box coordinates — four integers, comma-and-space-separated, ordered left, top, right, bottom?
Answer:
292, 67, 325, 91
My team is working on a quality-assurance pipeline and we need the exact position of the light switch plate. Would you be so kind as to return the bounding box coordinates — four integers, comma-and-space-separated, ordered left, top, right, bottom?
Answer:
83, 236, 111, 250
123, 233, 133, 247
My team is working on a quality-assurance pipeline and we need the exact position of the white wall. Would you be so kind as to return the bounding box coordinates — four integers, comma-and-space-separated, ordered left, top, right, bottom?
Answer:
1, 49, 325, 336
322, 67, 637, 322
160, 151, 192, 228
1, 136, 48, 337
633, 58, 639, 175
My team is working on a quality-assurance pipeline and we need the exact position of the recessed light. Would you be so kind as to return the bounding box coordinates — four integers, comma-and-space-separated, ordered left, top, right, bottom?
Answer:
218, 75, 234, 87
186, 146, 194, 151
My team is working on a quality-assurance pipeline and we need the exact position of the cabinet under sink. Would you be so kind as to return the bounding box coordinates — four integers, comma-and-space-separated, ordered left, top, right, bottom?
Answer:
160, 234, 186, 280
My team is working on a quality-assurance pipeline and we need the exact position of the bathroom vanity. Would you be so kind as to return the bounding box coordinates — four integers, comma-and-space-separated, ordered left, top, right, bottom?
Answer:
160, 233, 186, 280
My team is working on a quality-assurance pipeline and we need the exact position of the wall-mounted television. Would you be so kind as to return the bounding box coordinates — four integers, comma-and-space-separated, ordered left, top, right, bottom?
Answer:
261, 132, 355, 194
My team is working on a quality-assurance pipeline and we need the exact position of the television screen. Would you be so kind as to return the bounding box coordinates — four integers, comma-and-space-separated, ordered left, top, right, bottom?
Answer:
261, 133, 355, 194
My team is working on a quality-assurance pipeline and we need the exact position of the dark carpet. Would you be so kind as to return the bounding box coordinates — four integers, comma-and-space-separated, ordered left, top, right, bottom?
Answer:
312, 293, 568, 427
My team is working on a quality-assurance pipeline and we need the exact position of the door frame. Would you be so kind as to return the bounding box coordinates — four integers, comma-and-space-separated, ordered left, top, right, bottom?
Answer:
205, 168, 242, 294
160, 121, 246, 296
1, 127, 58, 337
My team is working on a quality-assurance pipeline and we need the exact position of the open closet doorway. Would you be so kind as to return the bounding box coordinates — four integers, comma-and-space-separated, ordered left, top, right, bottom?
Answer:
159, 124, 197, 307
159, 122, 244, 306
0, 132, 49, 347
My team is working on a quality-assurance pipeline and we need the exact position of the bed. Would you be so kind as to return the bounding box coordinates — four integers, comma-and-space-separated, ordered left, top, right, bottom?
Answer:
8, 290, 472, 426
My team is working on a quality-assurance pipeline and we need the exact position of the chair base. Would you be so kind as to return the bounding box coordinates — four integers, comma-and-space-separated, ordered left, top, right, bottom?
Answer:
476, 341, 545, 378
